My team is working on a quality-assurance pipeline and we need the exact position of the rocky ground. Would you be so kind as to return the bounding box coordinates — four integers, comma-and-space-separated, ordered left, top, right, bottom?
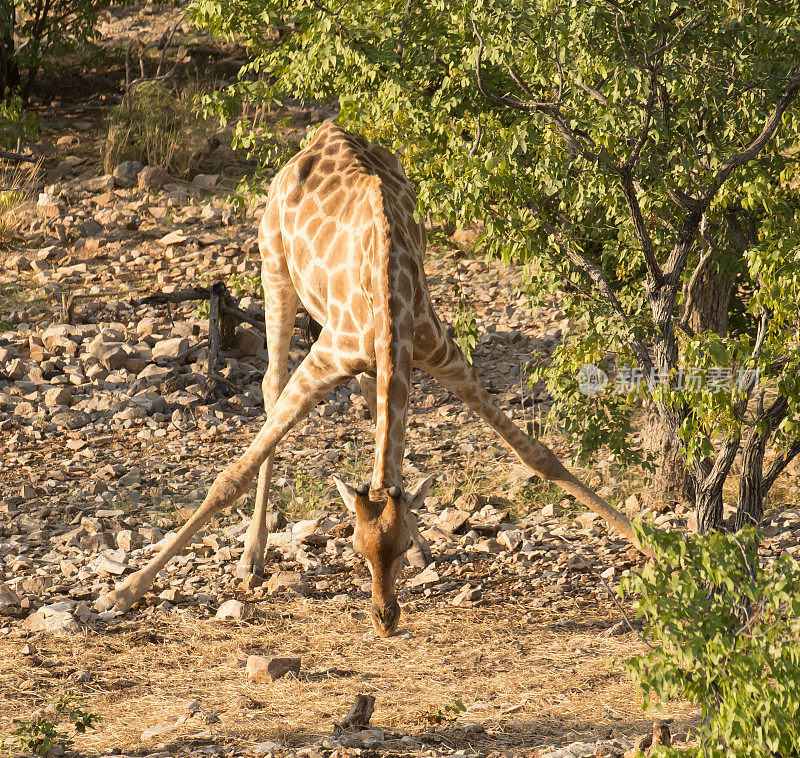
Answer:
2, 3, 800, 758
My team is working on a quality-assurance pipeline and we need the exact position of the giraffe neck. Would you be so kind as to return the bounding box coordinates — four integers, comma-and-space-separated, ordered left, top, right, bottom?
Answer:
367, 178, 414, 491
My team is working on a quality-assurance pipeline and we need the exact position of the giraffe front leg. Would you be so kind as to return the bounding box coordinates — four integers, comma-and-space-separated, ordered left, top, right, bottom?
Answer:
98, 338, 350, 612
236, 256, 296, 581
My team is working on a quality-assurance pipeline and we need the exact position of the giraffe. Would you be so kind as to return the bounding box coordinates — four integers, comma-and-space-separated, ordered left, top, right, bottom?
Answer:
98, 122, 646, 636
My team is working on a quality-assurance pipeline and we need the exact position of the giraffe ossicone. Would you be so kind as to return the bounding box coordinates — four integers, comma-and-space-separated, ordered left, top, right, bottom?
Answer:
97, 122, 645, 636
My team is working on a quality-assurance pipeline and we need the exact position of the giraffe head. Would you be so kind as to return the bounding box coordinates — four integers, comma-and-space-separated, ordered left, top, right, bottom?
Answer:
334, 476, 434, 636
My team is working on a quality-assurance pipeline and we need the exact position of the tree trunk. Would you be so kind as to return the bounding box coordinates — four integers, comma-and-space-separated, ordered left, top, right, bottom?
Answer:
0, 15, 20, 97
646, 257, 735, 512
643, 407, 695, 507
697, 480, 725, 533
687, 263, 735, 337
736, 429, 766, 530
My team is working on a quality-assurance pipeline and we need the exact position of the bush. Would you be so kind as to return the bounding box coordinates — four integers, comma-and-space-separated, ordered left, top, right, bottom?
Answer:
0, 91, 38, 149
0, 159, 39, 245
103, 81, 214, 177
623, 523, 800, 756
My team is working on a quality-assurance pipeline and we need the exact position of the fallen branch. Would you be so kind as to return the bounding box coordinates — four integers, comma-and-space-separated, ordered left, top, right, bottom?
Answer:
0, 148, 35, 163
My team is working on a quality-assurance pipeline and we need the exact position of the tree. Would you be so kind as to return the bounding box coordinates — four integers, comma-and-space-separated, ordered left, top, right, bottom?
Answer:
190, 0, 800, 532
0, 1, 121, 99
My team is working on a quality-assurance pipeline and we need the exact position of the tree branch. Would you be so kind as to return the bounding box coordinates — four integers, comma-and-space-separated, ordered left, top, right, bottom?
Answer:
762, 440, 800, 493
705, 72, 800, 202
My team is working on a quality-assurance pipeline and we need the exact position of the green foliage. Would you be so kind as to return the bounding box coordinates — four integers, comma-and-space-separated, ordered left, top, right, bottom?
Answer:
190, 0, 800, 513
416, 698, 467, 726
228, 272, 262, 299
1, 1, 126, 95
103, 81, 213, 177
5, 696, 100, 755
451, 280, 478, 362
623, 523, 800, 756
0, 91, 38, 148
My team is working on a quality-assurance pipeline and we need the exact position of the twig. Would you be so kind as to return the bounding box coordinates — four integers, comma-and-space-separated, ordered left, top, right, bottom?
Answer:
0, 148, 35, 163
554, 535, 655, 648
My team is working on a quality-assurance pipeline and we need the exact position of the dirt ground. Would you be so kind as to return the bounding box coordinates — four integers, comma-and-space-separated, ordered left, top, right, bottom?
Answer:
7, 3, 795, 757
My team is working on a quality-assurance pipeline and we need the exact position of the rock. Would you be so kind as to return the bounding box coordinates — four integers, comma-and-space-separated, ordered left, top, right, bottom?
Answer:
541, 502, 564, 518
83, 175, 115, 192
141, 723, 177, 742
116, 529, 143, 551
215, 599, 253, 620
408, 566, 439, 587
138, 165, 172, 191
266, 571, 308, 595
235, 324, 265, 356
22, 610, 80, 634
497, 528, 523, 552
152, 336, 188, 360
454, 492, 487, 512
87, 337, 128, 371
436, 508, 471, 534
51, 410, 90, 429
451, 584, 481, 605
113, 160, 143, 188
41, 324, 78, 351
157, 230, 188, 247
574, 512, 598, 529
193, 173, 218, 188
95, 555, 130, 575
44, 386, 72, 407
246, 655, 301, 683
252, 741, 282, 755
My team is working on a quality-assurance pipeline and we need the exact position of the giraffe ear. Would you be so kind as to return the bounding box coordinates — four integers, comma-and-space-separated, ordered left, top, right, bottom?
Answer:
333, 477, 358, 513
405, 475, 434, 509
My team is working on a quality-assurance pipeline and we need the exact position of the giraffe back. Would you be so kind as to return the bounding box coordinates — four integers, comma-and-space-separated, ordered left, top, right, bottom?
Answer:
260, 123, 428, 345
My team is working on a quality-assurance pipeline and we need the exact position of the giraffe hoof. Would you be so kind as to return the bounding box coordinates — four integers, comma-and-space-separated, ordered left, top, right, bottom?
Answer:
94, 589, 134, 613
234, 561, 265, 581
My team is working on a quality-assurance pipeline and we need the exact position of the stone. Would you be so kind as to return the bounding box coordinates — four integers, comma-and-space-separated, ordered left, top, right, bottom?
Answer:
252, 741, 282, 755
22, 610, 80, 634
113, 160, 143, 188
542, 502, 564, 518
497, 528, 523, 552
51, 410, 90, 429
44, 386, 72, 407
95, 555, 130, 575
152, 337, 188, 360
158, 230, 188, 247
245, 655, 301, 683
574, 512, 598, 529
266, 571, 308, 595
141, 723, 177, 741
116, 529, 143, 551
83, 175, 114, 192
451, 584, 481, 605
408, 566, 439, 587
215, 599, 253, 621
234, 324, 264, 356
138, 165, 172, 191
437, 508, 471, 534
193, 173, 218, 189
41, 324, 78, 351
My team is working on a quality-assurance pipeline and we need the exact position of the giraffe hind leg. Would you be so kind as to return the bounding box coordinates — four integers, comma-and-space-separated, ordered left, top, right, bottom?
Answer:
416, 333, 643, 551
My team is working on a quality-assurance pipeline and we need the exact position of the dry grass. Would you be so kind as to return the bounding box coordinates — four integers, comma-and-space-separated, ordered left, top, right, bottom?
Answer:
103, 81, 214, 177
0, 596, 698, 755
0, 160, 41, 247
